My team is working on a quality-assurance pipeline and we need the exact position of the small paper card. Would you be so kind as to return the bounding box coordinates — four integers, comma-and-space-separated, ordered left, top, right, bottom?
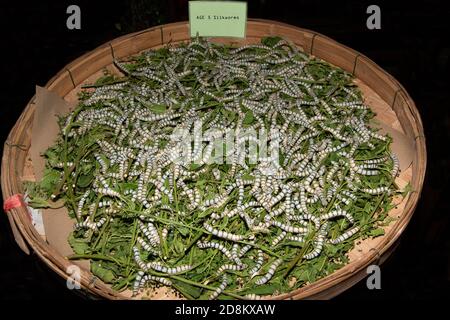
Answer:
189, 1, 247, 38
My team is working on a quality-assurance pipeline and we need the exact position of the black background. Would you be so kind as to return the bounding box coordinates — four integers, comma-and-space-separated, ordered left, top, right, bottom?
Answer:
0, 0, 449, 300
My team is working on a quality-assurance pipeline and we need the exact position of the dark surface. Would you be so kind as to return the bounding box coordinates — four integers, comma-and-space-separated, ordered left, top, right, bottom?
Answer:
0, 0, 449, 300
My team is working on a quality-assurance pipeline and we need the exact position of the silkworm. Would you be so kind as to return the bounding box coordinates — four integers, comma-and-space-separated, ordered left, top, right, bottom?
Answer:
139, 221, 160, 247
212, 168, 221, 180
74, 217, 106, 232
197, 241, 234, 261
133, 246, 147, 271
286, 235, 305, 242
148, 262, 192, 274
320, 209, 355, 224
360, 186, 390, 195
137, 237, 160, 255
161, 228, 169, 241
329, 226, 360, 244
238, 244, 253, 257
363, 156, 388, 164
209, 275, 228, 300
140, 274, 173, 287
132, 270, 145, 296
244, 293, 262, 300
216, 263, 247, 275
391, 153, 400, 177
249, 250, 265, 278
203, 223, 245, 241
304, 223, 328, 260
294, 213, 320, 229
271, 231, 287, 246
76, 190, 90, 219
255, 258, 283, 285
96, 187, 121, 197
270, 220, 308, 234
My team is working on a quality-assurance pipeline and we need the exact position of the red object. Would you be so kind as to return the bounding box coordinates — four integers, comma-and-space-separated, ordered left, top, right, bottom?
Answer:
3, 194, 25, 212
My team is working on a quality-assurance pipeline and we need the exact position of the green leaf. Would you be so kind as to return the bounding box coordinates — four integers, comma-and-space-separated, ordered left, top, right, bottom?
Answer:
379, 216, 396, 226
91, 262, 116, 283
221, 108, 236, 122
243, 284, 279, 295
282, 241, 305, 248
324, 243, 339, 256
189, 163, 202, 171
297, 269, 311, 282
174, 240, 185, 254
402, 182, 413, 198
177, 227, 190, 237
172, 280, 202, 299
27, 197, 64, 209
196, 179, 206, 187
112, 275, 133, 291
68, 233, 90, 255
95, 75, 115, 85
243, 110, 254, 125
149, 104, 166, 114
81, 163, 94, 175
77, 173, 93, 188
161, 194, 169, 205
44, 149, 59, 167
27, 197, 50, 209
262, 36, 283, 47
197, 207, 213, 218
279, 152, 286, 166
368, 228, 385, 237
40, 168, 61, 194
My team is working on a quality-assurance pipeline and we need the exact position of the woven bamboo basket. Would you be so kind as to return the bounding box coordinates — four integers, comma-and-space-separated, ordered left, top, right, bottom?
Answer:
1, 19, 426, 299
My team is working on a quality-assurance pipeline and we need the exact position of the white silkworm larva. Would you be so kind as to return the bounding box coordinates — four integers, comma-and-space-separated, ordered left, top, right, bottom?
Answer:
364, 156, 388, 164
329, 226, 360, 244
238, 244, 253, 257
137, 237, 159, 255
148, 263, 192, 274
197, 241, 234, 261
244, 293, 262, 300
320, 209, 355, 224
133, 247, 148, 271
360, 186, 390, 195
216, 263, 247, 275
203, 223, 245, 241
209, 275, 228, 300
270, 220, 308, 234
132, 270, 145, 296
139, 221, 160, 246
286, 235, 305, 242
391, 153, 400, 177
304, 223, 328, 260
161, 228, 169, 241
271, 231, 287, 246
295, 213, 320, 229
76, 190, 90, 219
255, 258, 282, 285
140, 274, 173, 287
96, 187, 121, 197
74, 217, 106, 232
249, 250, 265, 278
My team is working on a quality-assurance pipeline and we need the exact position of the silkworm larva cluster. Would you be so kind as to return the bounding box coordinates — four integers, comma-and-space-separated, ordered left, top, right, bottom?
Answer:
31, 36, 401, 300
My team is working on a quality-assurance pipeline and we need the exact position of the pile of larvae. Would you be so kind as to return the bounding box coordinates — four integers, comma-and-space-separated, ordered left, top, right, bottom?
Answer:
37, 36, 400, 300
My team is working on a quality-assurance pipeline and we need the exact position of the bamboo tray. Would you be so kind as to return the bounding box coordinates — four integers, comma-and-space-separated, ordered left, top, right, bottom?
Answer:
1, 19, 426, 299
